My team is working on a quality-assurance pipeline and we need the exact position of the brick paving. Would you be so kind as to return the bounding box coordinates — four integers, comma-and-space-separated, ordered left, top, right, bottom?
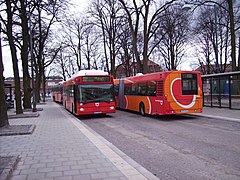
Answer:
0, 101, 158, 180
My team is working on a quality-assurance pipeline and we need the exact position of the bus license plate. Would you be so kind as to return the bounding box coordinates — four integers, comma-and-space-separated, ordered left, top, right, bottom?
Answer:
180, 110, 188, 113
94, 112, 102, 114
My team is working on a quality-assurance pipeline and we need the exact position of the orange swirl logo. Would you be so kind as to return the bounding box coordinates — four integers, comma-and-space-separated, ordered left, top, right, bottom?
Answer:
164, 73, 197, 110
170, 78, 196, 108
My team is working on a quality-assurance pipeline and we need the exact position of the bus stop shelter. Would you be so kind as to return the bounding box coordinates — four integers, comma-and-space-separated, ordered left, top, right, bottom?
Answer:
202, 71, 240, 110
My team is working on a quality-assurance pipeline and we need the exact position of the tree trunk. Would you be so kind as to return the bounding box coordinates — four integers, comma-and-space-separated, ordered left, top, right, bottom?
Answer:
6, 0, 23, 114
170, 43, 175, 70
0, 23, 9, 127
142, 38, 148, 74
110, 32, 116, 78
228, 0, 237, 71
20, 0, 31, 109
42, 69, 46, 102
142, 1, 150, 74
238, 36, 240, 70
77, 35, 82, 71
132, 33, 142, 73
35, 4, 44, 103
35, 67, 41, 103
99, 12, 109, 73
119, 0, 142, 73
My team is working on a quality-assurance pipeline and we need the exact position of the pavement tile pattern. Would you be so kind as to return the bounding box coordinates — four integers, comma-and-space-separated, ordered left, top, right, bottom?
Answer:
0, 102, 157, 180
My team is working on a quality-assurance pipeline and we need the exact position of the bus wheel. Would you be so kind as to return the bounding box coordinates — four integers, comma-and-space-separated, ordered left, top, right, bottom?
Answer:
139, 103, 145, 116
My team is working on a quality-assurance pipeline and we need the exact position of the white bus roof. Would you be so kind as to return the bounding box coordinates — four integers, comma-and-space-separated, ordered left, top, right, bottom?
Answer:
71, 70, 108, 78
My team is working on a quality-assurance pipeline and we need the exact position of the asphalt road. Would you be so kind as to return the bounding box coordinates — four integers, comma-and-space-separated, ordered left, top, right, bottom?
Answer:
80, 110, 240, 180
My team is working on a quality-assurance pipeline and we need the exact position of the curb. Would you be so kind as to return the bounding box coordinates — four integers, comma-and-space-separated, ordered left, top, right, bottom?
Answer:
189, 114, 240, 123
0, 125, 36, 136
8, 113, 40, 119
0, 156, 20, 180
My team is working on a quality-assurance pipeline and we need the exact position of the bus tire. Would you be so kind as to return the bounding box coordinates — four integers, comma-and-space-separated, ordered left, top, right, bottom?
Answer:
139, 102, 145, 116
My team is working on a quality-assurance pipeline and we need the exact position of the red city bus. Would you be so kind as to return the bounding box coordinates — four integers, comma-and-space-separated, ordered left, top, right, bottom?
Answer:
63, 70, 116, 115
114, 70, 203, 115
51, 81, 63, 103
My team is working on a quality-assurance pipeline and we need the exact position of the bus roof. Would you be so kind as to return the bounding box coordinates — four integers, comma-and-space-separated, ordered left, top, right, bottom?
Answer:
115, 70, 200, 83
71, 70, 108, 78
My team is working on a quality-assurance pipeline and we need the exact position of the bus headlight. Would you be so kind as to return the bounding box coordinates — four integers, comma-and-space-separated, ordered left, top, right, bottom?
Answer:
80, 108, 84, 111
110, 106, 115, 110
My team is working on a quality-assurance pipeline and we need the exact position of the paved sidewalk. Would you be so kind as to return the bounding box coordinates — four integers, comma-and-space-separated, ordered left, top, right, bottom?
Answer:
0, 102, 158, 180
194, 106, 240, 123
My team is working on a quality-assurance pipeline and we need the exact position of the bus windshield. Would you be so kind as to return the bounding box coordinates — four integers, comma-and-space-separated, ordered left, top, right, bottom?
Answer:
78, 84, 114, 103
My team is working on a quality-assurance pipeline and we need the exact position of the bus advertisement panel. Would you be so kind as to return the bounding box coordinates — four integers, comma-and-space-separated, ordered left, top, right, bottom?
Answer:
63, 70, 116, 115
114, 71, 203, 115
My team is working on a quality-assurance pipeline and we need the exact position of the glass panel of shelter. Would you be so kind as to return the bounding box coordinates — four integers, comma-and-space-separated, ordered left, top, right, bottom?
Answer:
231, 75, 240, 109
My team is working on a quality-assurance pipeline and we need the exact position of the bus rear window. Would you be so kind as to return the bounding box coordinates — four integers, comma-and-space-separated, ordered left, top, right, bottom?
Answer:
181, 73, 198, 95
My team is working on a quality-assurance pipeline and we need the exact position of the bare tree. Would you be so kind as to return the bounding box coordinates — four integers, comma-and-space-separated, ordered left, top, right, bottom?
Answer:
62, 15, 85, 71
19, 0, 32, 109
81, 23, 100, 70
192, 0, 240, 73
0, 22, 9, 127
156, 3, 191, 70
1, 0, 23, 114
116, 19, 134, 77
29, 0, 68, 102
52, 47, 70, 81
141, 0, 177, 73
119, 0, 142, 73
89, 0, 110, 73
119, 0, 177, 74
42, 41, 62, 102
187, 0, 239, 71
89, 0, 122, 77
1, 0, 31, 112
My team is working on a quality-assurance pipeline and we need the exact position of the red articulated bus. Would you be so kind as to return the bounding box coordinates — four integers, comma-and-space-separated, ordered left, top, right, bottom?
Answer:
51, 81, 63, 103
114, 70, 203, 115
63, 70, 116, 115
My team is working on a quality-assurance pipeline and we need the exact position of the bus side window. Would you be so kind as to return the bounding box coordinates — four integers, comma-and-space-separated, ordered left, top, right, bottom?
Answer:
131, 83, 137, 95
138, 83, 147, 95
125, 84, 131, 95
147, 81, 156, 96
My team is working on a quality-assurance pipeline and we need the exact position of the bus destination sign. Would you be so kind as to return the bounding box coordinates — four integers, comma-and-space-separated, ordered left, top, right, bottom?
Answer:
82, 76, 110, 82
